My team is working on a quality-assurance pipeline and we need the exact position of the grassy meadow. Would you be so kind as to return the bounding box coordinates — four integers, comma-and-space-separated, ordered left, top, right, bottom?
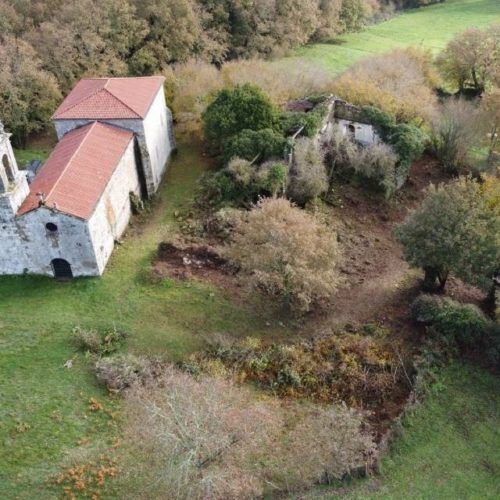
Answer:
289, 0, 500, 73
1, 139, 287, 498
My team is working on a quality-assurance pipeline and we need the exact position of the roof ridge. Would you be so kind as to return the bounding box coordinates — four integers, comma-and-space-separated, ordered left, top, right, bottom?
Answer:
56, 82, 107, 116
102, 85, 142, 117
42, 122, 98, 205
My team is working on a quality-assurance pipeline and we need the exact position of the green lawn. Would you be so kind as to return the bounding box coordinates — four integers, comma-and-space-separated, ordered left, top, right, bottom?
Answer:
301, 363, 500, 499
13, 148, 50, 169
288, 0, 500, 73
352, 363, 500, 499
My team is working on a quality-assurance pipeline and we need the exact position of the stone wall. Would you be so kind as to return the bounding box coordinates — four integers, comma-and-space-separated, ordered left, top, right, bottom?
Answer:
333, 99, 367, 123
88, 140, 139, 274
142, 89, 174, 193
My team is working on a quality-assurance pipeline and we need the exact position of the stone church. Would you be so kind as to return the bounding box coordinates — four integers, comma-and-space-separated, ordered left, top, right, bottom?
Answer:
0, 76, 174, 278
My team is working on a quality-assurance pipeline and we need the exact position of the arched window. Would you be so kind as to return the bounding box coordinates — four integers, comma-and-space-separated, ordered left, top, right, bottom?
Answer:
2, 154, 14, 182
51, 259, 73, 280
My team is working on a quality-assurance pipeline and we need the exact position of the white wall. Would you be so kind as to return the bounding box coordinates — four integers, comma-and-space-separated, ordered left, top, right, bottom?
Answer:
142, 89, 173, 191
87, 140, 140, 274
337, 119, 379, 145
0, 139, 138, 277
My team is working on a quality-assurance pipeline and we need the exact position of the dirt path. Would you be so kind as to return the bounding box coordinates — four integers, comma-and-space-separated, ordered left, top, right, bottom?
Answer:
311, 157, 447, 332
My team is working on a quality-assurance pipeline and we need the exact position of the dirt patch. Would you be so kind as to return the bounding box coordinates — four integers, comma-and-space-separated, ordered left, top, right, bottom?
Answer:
153, 242, 249, 301
308, 156, 449, 335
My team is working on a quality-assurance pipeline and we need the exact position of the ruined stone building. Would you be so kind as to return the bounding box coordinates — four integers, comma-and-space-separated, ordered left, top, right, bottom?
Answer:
0, 76, 174, 278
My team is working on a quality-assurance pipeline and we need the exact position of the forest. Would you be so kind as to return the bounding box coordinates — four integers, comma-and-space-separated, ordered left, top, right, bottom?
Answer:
1, 0, 439, 145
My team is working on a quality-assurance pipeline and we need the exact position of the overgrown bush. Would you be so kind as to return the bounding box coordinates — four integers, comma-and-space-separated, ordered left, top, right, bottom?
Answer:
222, 128, 287, 163
287, 137, 329, 205
278, 102, 329, 138
327, 116, 423, 196
197, 157, 287, 209
95, 353, 160, 392
411, 295, 500, 364
430, 99, 483, 173
351, 142, 400, 197
190, 332, 408, 410
203, 207, 244, 240
396, 178, 500, 291
123, 365, 375, 498
73, 326, 127, 356
202, 84, 276, 150
224, 198, 340, 313
332, 48, 439, 124
389, 122, 426, 180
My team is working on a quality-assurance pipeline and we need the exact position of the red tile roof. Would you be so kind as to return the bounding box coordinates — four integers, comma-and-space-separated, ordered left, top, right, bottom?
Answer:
52, 76, 165, 120
17, 122, 134, 220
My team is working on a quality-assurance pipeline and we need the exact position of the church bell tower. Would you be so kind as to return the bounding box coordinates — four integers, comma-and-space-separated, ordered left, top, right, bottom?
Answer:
0, 122, 29, 217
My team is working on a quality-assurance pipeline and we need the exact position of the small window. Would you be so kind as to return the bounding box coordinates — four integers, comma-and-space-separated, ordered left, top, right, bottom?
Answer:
46, 222, 58, 232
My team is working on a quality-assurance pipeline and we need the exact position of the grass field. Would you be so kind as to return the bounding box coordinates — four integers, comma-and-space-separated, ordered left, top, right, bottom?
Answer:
1, 139, 286, 498
290, 0, 500, 73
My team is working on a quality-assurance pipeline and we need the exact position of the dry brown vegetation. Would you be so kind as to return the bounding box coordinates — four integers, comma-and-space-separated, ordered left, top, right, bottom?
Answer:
224, 198, 341, 313
165, 58, 336, 133
332, 48, 439, 123
123, 365, 375, 499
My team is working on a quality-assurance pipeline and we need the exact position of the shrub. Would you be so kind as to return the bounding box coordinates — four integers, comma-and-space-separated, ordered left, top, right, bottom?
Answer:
163, 60, 224, 134
224, 198, 340, 313
198, 158, 288, 209
287, 137, 328, 205
123, 365, 375, 498
411, 295, 500, 363
396, 178, 500, 291
330, 107, 425, 193
268, 404, 376, 488
202, 84, 276, 149
430, 99, 483, 173
203, 207, 244, 240
332, 47, 439, 124
73, 326, 127, 355
222, 128, 287, 163
388, 123, 426, 181
278, 103, 329, 138
95, 353, 159, 392
411, 295, 488, 340
198, 332, 406, 410
221, 58, 336, 106
351, 142, 399, 197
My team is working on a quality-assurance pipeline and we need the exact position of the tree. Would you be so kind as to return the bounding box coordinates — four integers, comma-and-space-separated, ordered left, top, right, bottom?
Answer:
222, 128, 286, 163
436, 25, 500, 93
480, 88, 500, 163
287, 137, 329, 205
0, 38, 61, 146
396, 178, 500, 291
131, 0, 204, 73
431, 99, 483, 173
225, 197, 340, 312
202, 84, 276, 149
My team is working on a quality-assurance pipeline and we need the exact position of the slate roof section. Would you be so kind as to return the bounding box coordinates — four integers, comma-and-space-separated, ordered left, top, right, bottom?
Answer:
17, 122, 134, 220
52, 76, 165, 120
